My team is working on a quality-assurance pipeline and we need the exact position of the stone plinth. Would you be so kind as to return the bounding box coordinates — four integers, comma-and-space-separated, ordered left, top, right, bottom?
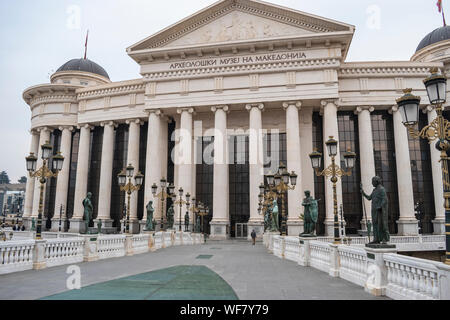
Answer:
33, 240, 47, 270
298, 236, 317, 267
69, 218, 85, 234
81, 234, 99, 262
364, 246, 397, 296
287, 220, 303, 236
209, 221, 229, 240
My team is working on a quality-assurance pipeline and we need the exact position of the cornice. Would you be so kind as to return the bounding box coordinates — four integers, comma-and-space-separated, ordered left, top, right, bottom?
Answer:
145, 57, 339, 80
77, 81, 145, 100
29, 94, 78, 109
339, 63, 442, 78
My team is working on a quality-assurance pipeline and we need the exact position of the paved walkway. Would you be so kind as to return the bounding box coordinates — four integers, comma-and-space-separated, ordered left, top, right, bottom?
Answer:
0, 240, 387, 300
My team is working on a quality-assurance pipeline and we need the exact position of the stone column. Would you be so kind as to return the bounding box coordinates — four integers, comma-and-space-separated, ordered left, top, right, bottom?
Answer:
427, 107, 445, 234
321, 100, 343, 236
126, 119, 142, 234
391, 106, 417, 235
176, 108, 194, 231
96, 121, 116, 228
283, 101, 303, 236
299, 107, 315, 198
23, 130, 40, 220
210, 106, 230, 240
356, 107, 376, 231
51, 126, 74, 231
31, 127, 51, 218
245, 103, 264, 239
143, 110, 162, 228
70, 124, 93, 233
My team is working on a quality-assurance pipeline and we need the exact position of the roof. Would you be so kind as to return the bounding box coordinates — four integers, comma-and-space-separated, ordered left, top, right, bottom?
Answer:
56, 58, 110, 79
416, 26, 450, 52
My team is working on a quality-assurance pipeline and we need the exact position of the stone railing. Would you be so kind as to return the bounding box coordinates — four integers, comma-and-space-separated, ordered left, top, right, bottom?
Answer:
0, 231, 204, 275
44, 238, 84, 268
265, 234, 450, 300
0, 240, 35, 274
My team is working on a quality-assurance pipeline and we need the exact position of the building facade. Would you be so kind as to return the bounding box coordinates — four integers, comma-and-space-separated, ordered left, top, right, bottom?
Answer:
22, 0, 450, 238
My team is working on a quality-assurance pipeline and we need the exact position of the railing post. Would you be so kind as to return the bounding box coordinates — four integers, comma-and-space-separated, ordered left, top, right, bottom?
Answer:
281, 237, 286, 259
81, 234, 99, 262
125, 234, 134, 256
329, 243, 340, 277
298, 237, 316, 267
32, 239, 47, 270
364, 247, 397, 296
436, 263, 450, 300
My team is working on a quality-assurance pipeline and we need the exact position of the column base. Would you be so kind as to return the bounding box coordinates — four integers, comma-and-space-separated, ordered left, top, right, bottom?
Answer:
50, 218, 66, 232
287, 219, 304, 236
209, 221, 229, 240
22, 217, 32, 231
128, 219, 141, 234
433, 218, 445, 235
69, 218, 86, 234
324, 220, 336, 237
396, 219, 419, 236
247, 220, 264, 241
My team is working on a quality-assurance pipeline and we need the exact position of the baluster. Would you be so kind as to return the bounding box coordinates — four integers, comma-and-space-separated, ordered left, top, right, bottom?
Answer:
431, 272, 439, 299
423, 271, 432, 297
5, 247, 11, 265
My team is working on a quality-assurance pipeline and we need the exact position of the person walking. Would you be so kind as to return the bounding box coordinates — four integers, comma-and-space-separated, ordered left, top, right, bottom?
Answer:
251, 229, 257, 246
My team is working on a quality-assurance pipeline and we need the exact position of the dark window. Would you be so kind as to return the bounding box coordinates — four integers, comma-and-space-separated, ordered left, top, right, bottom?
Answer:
137, 122, 148, 221
229, 135, 249, 237
313, 113, 326, 236
87, 127, 103, 221
338, 112, 362, 234
371, 111, 400, 234
195, 136, 214, 234
66, 130, 80, 219
44, 130, 62, 229
110, 124, 129, 228
408, 112, 435, 234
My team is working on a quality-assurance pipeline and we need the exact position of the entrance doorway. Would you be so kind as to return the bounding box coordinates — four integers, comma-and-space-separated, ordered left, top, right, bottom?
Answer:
235, 223, 248, 239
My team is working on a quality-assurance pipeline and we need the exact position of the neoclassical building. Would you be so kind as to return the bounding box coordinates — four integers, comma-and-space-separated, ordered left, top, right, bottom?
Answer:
22, 0, 450, 238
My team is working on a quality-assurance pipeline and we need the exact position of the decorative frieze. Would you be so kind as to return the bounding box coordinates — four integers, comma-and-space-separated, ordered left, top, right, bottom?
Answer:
29, 94, 77, 109
214, 77, 224, 93
145, 82, 157, 97
180, 79, 189, 95
77, 82, 145, 100
359, 78, 369, 94
339, 65, 436, 78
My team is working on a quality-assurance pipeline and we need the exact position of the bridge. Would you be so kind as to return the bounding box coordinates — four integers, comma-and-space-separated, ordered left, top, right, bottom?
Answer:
0, 231, 448, 300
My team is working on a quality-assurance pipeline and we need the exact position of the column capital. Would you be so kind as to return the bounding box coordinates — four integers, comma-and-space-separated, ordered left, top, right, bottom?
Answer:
77, 124, 94, 130
354, 106, 375, 115
245, 103, 264, 112
177, 107, 195, 115
100, 121, 118, 128
36, 126, 51, 133
388, 105, 398, 114
211, 105, 229, 113
58, 126, 75, 132
320, 99, 340, 108
282, 101, 302, 110
146, 109, 163, 116
29, 128, 40, 135
125, 119, 144, 126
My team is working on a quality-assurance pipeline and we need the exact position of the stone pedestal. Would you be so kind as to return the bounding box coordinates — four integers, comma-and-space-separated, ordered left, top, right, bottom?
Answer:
436, 263, 450, 300
247, 222, 264, 241
94, 219, 114, 229
287, 220, 304, 236
209, 221, 229, 240
125, 234, 134, 256
129, 219, 141, 234
298, 236, 317, 267
397, 219, 419, 236
143, 231, 156, 251
324, 220, 335, 237
433, 218, 445, 235
22, 217, 32, 230
33, 240, 47, 270
50, 218, 64, 232
364, 246, 397, 296
69, 218, 85, 234
329, 244, 339, 277
81, 235, 99, 262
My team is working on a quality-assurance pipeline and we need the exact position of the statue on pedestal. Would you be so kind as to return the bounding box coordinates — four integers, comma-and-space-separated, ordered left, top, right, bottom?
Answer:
31, 218, 36, 231
361, 176, 391, 245
97, 219, 102, 234
195, 215, 201, 233
184, 212, 189, 232
268, 199, 279, 232
145, 201, 155, 231
300, 190, 318, 236
82, 192, 93, 234
167, 204, 174, 229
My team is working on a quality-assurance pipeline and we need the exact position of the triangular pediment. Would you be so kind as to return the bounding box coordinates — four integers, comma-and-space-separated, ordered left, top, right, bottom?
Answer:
128, 0, 354, 52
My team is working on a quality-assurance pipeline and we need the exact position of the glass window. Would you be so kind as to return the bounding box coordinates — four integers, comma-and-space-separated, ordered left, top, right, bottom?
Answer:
313, 113, 326, 236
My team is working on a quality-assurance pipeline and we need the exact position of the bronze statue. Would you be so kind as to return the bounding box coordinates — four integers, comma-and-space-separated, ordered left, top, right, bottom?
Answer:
167, 204, 174, 229
184, 211, 189, 232
361, 177, 390, 245
268, 199, 279, 232
195, 215, 201, 233
300, 191, 318, 236
145, 201, 155, 231
82, 192, 93, 234
97, 219, 102, 234
31, 218, 36, 231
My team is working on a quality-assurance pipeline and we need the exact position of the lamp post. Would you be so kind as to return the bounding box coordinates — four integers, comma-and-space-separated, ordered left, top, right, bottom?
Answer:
309, 137, 356, 244
396, 67, 450, 265
26, 142, 64, 240
151, 179, 175, 231
117, 164, 144, 234
172, 187, 191, 232
260, 163, 297, 236
190, 198, 205, 233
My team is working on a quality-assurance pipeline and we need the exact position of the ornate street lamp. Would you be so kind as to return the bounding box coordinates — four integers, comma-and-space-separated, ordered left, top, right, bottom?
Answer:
118, 164, 144, 234
396, 67, 450, 265
151, 179, 174, 231
309, 137, 356, 244
172, 187, 191, 232
262, 163, 298, 236
26, 142, 64, 239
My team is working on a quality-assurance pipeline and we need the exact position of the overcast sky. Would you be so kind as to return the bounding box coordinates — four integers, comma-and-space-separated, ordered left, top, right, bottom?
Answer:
0, 0, 446, 182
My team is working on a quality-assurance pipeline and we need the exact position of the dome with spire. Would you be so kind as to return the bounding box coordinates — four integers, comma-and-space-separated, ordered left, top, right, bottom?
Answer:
416, 25, 450, 52
56, 58, 109, 79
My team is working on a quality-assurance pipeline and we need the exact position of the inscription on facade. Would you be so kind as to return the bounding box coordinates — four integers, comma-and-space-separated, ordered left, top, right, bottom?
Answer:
169, 52, 307, 70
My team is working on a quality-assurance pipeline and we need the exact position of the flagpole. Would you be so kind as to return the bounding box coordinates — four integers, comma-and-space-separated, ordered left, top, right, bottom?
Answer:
443, 6, 447, 26
84, 30, 89, 60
